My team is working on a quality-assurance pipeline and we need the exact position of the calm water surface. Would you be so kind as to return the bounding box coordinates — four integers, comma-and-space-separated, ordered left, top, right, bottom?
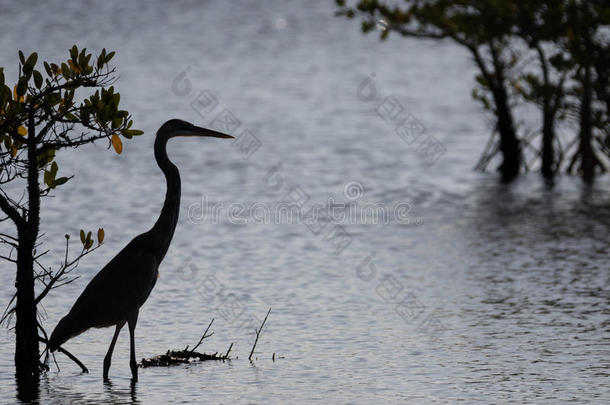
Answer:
0, 1, 609, 403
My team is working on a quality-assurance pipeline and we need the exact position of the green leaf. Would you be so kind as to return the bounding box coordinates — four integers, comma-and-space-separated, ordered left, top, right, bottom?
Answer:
43, 61, 52, 76
36, 149, 55, 167
44, 170, 52, 187
33, 70, 43, 88
53, 177, 69, 187
0, 86, 8, 110
25, 52, 38, 68
15, 78, 27, 97
111, 117, 122, 129
70, 45, 78, 61
80, 229, 86, 244
50, 161, 58, 177
44, 161, 59, 188
78, 50, 85, 66
18, 51, 25, 65
122, 129, 143, 136
65, 112, 79, 121
61, 63, 70, 77
22, 63, 33, 78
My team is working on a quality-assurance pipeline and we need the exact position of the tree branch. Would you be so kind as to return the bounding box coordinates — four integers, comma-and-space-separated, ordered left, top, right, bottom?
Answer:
188, 318, 214, 355
249, 308, 271, 362
38, 336, 88, 373
35, 243, 102, 305
0, 192, 25, 230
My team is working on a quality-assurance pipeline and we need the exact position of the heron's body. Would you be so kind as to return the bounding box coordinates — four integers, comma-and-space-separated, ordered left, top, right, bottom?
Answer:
48, 234, 160, 345
48, 119, 233, 380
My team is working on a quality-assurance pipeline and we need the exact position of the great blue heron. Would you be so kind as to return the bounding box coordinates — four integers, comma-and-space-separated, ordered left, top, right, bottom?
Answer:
48, 119, 233, 381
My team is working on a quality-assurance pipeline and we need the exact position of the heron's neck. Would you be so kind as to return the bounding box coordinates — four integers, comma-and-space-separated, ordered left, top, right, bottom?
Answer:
151, 134, 181, 261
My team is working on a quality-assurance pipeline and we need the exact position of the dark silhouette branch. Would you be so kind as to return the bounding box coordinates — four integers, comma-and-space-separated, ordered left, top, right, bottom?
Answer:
0, 193, 25, 230
35, 243, 102, 306
38, 336, 88, 373
224, 343, 233, 359
0, 293, 18, 326
188, 318, 214, 355
249, 308, 271, 362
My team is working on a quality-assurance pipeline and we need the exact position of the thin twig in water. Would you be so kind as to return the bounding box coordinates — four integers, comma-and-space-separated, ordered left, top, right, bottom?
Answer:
36, 323, 51, 371
51, 352, 60, 372
249, 308, 271, 362
38, 336, 88, 373
140, 319, 235, 367
224, 343, 233, 359
188, 318, 214, 355
0, 292, 17, 325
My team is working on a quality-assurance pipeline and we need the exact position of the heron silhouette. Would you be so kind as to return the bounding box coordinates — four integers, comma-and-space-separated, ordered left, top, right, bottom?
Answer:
48, 119, 233, 381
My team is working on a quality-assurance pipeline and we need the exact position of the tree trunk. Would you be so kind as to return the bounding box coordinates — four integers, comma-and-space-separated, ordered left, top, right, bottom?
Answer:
14, 110, 42, 401
493, 84, 521, 182
579, 64, 594, 183
541, 114, 555, 178
469, 42, 521, 182
14, 229, 40, 402
535, 44, 557, 179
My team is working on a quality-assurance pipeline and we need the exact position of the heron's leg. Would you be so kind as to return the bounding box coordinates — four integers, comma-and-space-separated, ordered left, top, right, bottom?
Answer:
103, 322, 124, 381
127, 310, 139, 381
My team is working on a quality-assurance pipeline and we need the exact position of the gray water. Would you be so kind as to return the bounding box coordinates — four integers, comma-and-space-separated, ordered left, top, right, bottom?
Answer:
1, 1, 609, 404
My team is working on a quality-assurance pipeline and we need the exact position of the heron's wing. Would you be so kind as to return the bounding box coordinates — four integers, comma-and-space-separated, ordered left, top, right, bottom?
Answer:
66, 244, 159, 330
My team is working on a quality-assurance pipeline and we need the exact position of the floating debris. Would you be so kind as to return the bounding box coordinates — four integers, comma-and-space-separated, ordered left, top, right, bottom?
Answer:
139, 319, 232, 367
138, 307, 273, 368
139, 347, 231, 367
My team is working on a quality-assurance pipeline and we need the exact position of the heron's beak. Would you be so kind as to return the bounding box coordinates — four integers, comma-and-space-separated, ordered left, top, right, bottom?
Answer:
180, 125, 234, 139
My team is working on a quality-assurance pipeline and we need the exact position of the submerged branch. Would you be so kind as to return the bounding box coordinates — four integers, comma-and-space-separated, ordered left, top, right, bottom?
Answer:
140, 309, 274, 368
140, 319, 231, 368
139, 347, 232, 367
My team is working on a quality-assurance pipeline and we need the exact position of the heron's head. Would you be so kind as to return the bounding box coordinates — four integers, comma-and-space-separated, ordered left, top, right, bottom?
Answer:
157, 119, 234, 139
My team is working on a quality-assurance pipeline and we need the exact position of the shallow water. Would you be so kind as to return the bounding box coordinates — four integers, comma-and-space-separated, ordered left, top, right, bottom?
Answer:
1, 1, 609, 403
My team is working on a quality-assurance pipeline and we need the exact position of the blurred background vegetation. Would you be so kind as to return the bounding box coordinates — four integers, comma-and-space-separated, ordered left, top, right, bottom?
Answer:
337, 0, 609, 183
